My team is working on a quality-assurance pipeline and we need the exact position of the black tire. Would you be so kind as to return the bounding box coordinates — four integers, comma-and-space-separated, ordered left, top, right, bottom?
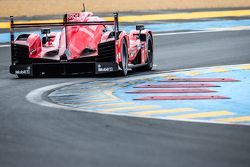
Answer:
119, 38, 128, 76
143, 34, 153, 71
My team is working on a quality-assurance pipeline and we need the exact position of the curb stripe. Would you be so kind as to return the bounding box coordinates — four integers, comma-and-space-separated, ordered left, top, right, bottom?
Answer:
240, 65, 250, 70
159, 78, 239, 82
134, 83, 220, 88
135, 95, 230, 100
215, 116, 250, 123
85, 99, 117, 103
183, 71, 202, 76
89, 102, 135, 107
127, 89, 216, 93
169, 111, 233, 119
209, 68, 229, 73
101, 105, 160, 112
130, 108, 194, 116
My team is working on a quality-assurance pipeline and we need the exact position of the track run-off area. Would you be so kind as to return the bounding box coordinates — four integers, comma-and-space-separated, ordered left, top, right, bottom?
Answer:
29, 64, 250, 125
1, 10, 250, 167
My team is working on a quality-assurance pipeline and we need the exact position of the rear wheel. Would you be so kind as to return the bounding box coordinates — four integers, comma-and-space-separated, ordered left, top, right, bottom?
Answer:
119, 38, 128, 76
143, 35, 153, 71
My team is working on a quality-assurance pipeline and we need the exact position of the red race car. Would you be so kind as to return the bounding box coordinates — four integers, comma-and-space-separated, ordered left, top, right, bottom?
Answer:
9, 12, 153, 77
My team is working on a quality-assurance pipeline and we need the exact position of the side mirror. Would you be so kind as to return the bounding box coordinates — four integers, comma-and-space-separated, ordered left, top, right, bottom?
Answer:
136, 24, 145, 31
41, 28, 51, 35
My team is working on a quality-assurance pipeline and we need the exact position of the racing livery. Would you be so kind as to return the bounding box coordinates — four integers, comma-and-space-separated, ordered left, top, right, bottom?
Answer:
9, 12, 153, 77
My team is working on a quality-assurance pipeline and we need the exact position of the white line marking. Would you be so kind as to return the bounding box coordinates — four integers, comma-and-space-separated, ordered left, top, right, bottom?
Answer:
26, 82, 75, 109
0, 44, 10, 48
154, 28, 250, 37
25, 63, 250, 126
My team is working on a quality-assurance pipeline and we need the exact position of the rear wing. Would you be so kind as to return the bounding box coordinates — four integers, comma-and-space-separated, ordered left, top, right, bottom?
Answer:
10, 13, 120, 65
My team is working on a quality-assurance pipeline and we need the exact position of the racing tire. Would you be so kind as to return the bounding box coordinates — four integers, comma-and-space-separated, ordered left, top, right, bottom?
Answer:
143, 34, 153, 71
119, 38, 128, 76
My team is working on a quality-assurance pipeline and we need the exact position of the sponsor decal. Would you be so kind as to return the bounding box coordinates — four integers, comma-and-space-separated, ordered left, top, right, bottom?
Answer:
67, 13, 80, 22
15, 66, 31, 75
97, 64, 114, 72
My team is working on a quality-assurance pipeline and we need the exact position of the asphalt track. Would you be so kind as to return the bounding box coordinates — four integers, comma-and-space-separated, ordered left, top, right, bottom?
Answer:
1, 30, 250, 167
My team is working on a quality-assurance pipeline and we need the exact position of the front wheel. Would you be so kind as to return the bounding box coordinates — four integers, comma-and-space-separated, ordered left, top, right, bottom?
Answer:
119, 38, 128, 76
